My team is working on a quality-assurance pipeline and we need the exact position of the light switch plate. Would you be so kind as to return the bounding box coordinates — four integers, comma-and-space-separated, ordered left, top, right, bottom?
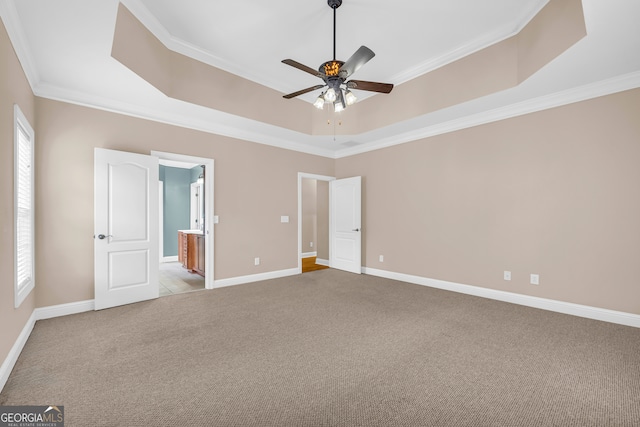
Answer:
281, 216, 289, 223
213, 215, 219, 224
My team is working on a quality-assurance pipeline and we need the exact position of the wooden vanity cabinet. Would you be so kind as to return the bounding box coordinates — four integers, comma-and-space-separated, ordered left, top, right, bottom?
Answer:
178, 231, 205, 277
193, 234, 205, 276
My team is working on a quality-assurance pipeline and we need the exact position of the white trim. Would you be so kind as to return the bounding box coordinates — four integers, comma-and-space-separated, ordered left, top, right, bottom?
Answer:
363, 267, 640, 329
34, 83, 336, 159
0, 311, 36, 393
335, 71, 640, 158
0, 0, 40, 89
302, 252, 317, 258
316, 258, 329, 267
161, 256, 178, 263
214, 268, 299, 289
297, 173, 336, 274
121, 0, 548, 95
159, 181, 164, 262
34, 300, 95, 321
389, 0, 549, 85
0, 299, 94, 393
14, 104, 35, 308
31, 72, 640, 161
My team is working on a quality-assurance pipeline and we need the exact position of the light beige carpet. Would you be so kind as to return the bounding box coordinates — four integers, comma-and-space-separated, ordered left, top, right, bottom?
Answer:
1, 269, 639, 426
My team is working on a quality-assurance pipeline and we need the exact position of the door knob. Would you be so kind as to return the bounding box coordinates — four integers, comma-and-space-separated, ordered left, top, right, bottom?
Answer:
97, 234, 112, 240
352, 228, 360, 232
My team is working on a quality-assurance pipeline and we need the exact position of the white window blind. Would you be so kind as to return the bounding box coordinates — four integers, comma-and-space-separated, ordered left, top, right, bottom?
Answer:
14, 105, 35, 308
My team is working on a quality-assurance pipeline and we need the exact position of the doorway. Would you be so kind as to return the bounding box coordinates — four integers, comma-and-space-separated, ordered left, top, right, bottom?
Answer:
297, 173, 363, 275
298, 173, 334, 273
153, 151, 215, 291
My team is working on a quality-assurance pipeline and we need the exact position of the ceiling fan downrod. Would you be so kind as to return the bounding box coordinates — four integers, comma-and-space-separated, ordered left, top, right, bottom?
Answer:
328, 0, 342, 61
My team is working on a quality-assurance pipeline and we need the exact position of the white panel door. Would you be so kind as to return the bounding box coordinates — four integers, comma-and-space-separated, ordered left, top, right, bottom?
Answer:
94, 148, 159, 310
330, 176, 362, 274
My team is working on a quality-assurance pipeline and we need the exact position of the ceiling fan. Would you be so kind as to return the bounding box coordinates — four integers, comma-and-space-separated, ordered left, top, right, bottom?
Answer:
281, 0, 394, 112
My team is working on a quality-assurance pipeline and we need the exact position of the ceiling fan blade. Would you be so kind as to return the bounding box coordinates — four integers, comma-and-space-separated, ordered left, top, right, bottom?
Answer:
339, 46, 375, 78
283, 85, 325, 99
282, 59, 322, 77
347, 80, 394, 94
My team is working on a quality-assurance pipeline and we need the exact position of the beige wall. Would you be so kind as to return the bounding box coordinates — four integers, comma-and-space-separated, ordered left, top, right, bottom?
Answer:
336, 88, 640, 315
301, 178, 317, 253
0, 19, 36, 369
34, 98, 334, 307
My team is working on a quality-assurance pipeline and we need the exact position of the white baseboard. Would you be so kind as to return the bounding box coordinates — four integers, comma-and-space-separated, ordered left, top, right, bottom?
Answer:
363, 267, 640, 328
214, 268, 299, 288
35, 299, 95, 320
301, 252, 317, 258
0, 311, 36, 393
0, 300, 95, 393
316, 258, 329, 267
162, 256, 178, 263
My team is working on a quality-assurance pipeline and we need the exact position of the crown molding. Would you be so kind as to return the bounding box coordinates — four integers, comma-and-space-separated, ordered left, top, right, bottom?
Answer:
0, 0, 40, 89
121, 0, 549, 93
34, 82, 336, 159
29, 71, 640, 161
5, 1, 638, 160
390, 0, 550, 84
119, 0, 284, 92
335, 71, 640, 158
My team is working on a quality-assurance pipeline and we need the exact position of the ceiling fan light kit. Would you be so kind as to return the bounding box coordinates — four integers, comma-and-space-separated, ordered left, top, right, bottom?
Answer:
282, 0, 393, 112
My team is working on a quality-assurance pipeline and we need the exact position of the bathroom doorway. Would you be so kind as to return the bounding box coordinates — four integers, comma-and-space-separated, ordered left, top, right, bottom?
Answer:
154, 151, 215, 294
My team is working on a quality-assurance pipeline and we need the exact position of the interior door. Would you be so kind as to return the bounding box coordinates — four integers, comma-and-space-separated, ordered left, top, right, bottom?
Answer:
330, 176, 362, 274
94, 148, 159, 310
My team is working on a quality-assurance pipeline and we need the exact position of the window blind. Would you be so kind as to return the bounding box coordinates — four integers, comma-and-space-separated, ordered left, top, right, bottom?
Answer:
16, 123, 33, 293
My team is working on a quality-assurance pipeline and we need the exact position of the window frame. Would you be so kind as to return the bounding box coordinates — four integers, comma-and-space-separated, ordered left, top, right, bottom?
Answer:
14, 104, 35, 308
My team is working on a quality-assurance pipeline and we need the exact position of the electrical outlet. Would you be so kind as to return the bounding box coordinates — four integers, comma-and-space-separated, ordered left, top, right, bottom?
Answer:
254, 257, 260, 266
379, 255, 384, 262
504, 271, 511, 281
530, 274, 539, 285
310, 242, 313, 248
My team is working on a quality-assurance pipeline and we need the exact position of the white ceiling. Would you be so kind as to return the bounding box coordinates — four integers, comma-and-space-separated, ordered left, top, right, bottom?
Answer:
2, 0, 640, 158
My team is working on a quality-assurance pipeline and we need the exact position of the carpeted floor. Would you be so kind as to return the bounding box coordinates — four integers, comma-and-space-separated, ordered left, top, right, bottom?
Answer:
1, 269, 639, 426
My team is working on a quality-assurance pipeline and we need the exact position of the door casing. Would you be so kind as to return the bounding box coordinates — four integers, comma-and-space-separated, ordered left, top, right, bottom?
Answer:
297, 173, 363, 275
152, 150, 215, 290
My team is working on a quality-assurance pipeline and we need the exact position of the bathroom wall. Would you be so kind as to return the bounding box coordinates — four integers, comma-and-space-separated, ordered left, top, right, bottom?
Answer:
160, 165, 191, 257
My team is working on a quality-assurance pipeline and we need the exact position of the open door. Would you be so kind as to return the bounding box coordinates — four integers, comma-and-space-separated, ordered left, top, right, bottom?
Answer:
330, 176, 362, 274
94, 148, 159, 310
